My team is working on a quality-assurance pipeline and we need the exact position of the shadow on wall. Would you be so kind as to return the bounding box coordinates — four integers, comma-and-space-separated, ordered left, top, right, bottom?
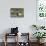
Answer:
29, 25, 37, 42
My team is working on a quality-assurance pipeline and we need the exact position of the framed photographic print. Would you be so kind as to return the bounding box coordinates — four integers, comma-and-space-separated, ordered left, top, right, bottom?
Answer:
10, 8, 24, 17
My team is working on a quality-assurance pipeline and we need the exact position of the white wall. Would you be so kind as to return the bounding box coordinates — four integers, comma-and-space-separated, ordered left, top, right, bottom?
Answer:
0, 0, 36, 42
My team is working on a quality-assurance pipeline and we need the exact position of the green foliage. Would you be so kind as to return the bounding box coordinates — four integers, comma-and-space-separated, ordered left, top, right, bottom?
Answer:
33, 32, 46, 39
32, 25, 45, 30
32, 25, 39, 30
40, 26, 45, 29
